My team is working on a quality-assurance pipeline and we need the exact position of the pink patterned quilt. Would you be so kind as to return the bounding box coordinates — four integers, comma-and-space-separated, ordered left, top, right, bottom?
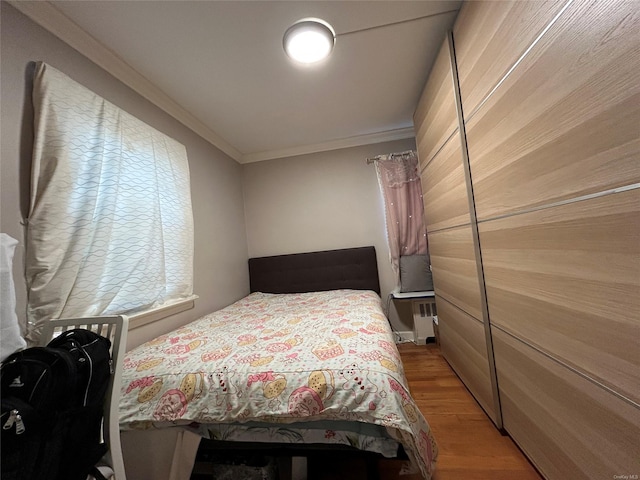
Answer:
119, 290, 437, 478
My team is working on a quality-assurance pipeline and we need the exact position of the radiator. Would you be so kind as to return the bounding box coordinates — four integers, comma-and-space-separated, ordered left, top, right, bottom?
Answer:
413, 300, 436, 345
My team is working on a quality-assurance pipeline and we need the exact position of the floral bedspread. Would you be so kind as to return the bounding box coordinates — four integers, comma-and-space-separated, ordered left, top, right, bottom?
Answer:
119, 290, 438, 478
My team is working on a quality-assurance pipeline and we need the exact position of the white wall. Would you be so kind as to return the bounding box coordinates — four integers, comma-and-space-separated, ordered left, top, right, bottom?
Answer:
242, 138, 417, 332
1, 6, 252, 478
1, 6, 420, 478
0, 2, 250, 352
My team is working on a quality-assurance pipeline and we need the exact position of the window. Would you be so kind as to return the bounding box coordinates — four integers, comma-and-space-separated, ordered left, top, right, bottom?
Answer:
25, 62, 194, 342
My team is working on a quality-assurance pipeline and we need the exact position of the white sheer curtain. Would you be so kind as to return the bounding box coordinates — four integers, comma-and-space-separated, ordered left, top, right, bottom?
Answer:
26, 62, 194, 343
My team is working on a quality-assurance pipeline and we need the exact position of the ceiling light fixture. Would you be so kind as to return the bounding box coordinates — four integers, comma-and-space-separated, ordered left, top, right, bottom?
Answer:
283, 18, 336, 64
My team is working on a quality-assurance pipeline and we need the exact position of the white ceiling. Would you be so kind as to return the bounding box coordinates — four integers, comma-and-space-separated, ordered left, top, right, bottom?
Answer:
20, 1, 462, 163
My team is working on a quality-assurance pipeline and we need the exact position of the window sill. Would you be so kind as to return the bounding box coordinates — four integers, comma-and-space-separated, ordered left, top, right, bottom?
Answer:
128, 295, 198, 330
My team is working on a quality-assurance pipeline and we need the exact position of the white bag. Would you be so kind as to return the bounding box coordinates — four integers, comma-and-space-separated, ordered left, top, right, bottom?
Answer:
1, 233, 27, 361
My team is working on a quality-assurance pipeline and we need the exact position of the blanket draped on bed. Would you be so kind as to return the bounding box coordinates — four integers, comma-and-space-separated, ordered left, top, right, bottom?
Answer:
120, 290, 437, 478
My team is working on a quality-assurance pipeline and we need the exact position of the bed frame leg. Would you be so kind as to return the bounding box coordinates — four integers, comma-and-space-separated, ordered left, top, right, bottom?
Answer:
291, 456, 307, 480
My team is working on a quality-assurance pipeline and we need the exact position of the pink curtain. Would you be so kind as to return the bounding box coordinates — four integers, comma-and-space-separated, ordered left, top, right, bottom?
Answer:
375, 151, 428, 282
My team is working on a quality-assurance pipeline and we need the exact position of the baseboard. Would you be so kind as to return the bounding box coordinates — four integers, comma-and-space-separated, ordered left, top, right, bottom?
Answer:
394, 330, 415, 344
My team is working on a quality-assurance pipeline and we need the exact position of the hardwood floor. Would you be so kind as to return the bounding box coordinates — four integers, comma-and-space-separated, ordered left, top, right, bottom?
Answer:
380, 342, 542, 480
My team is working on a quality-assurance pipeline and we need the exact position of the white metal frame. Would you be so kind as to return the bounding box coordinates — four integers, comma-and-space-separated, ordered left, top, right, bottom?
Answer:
41, 315, 129, 480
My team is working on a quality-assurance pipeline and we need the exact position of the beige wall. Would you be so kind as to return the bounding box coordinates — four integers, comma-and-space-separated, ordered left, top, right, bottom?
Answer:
242, 138, 418, 332
1, 3, 420, 341
1, 6, 251, 477
0, 2, 250, 350
1, 5, 421, 477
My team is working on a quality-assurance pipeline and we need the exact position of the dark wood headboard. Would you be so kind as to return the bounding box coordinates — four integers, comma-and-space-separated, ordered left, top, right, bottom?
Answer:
248, 246, 380, 296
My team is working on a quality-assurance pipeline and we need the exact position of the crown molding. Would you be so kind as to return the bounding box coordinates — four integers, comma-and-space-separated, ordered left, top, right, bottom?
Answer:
9, 0, 242, 162
240, 126, 416, 164
11, 1, 418, 165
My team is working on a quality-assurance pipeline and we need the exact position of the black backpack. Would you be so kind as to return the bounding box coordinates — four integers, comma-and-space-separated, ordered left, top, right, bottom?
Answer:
1, 329, 112, 480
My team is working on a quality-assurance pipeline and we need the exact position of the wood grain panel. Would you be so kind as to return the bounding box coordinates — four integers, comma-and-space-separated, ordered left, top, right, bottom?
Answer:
428, 225, 482, 320
453, 0, 566, 117
493, 328, 640, 480
465, 0, 640, 220
414, 40, 457, 170
420, 131, 471, 232
436, 297, 496, 422
480, 189, 640, 404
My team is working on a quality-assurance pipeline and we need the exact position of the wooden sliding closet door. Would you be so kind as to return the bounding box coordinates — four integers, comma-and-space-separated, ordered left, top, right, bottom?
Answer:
414, 39, 499, 424
414, 41, 459, 173
453, 0, 640, 478
492, 328, 640, 480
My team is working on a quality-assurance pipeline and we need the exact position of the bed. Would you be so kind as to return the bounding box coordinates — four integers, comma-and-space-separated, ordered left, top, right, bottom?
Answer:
119, 246, 437, 479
